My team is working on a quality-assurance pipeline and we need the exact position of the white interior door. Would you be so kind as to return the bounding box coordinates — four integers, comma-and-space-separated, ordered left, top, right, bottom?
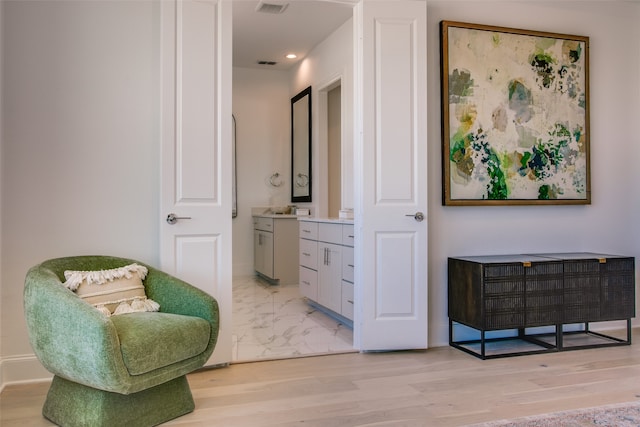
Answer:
160, 0, 233, 366
354, 0, 428, 351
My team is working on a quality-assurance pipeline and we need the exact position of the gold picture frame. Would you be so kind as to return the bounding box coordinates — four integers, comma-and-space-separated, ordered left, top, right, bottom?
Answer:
441, 21, 590, 206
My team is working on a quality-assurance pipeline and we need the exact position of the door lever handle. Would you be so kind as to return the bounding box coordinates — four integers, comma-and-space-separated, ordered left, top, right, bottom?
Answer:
405, 212, 424, 222
166, 213, 192, 225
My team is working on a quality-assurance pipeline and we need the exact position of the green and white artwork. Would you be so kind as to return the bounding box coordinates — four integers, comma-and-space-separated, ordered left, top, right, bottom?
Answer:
441, 21, 590, 205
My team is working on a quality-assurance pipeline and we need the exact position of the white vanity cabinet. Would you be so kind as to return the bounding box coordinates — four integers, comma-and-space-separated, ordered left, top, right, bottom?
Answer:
299, 219, 354, 322
299, 221, 318, 300
340, 224, 355, 319
253, 215, 299, 285
318, 240, 343, 313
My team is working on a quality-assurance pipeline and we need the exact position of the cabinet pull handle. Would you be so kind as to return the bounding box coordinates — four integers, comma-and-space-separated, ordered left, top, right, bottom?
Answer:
302, 280, 310, 286
348, 264, 354, 268
302, 252, 311, 257
347, 300, 354, 304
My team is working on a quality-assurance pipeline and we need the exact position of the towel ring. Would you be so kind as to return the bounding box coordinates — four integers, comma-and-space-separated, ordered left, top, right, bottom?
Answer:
295, 173, 309, 188
269, 172, 283, 187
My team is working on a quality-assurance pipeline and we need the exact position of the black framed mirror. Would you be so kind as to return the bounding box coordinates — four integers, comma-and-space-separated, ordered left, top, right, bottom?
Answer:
291, 86, 312, 203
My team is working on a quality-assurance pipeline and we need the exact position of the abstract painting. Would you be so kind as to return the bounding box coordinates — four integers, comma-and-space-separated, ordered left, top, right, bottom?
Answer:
441, 21, 590, 205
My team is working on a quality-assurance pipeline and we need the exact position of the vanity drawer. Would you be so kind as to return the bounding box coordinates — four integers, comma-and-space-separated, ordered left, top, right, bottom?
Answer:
299, 238, 318, 270
299, 221, 318, 240
342, 224, 354, 247
342, 246, 354, 283
254, 217, 273, 232
299, 266, 318, 300
318, 223, 342, 245
341, 280, 354, 320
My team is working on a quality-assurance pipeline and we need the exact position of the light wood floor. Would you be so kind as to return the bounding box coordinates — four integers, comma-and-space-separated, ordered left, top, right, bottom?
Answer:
2, 329, 639, 427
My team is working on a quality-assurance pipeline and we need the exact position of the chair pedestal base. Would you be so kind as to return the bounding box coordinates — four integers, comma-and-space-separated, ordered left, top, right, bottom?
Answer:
43, 375, 195, 427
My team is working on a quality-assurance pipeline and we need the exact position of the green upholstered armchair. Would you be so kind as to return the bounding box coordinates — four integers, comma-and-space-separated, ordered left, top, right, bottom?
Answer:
24, 256, 220, 427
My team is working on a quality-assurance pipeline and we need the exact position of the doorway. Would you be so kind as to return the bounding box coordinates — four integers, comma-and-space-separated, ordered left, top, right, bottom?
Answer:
231, 1, 355, 363
160, 0, 429, 366
327, 83, 342, 218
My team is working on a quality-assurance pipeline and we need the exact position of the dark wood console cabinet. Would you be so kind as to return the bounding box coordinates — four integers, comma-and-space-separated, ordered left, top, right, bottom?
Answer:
448, 253, 635, 359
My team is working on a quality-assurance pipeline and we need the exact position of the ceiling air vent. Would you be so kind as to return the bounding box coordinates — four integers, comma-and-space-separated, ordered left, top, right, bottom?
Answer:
255, 1, 289, 14
257, 60, 278, 66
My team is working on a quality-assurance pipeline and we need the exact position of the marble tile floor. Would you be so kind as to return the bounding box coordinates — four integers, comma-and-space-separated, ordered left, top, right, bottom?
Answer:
232, 276, 354, 362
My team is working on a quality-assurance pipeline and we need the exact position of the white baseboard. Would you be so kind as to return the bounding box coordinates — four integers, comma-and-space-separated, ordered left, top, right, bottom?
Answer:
0, 354, 52, 393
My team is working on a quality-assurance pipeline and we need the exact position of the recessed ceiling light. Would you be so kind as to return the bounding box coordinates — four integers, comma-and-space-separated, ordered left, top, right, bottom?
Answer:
286, 54, 297, 59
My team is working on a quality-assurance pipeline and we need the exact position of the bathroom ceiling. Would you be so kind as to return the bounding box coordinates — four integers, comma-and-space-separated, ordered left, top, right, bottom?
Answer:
233, 1, 353, 71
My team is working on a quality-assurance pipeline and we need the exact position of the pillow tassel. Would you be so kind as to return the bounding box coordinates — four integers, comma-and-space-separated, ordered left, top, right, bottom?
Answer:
64, 263, 149, 287
64, 273, 84, 291
95, 305, 112, 317
113, 301, 134, 315
143, 298, 160, 312
130, 298, 147, 311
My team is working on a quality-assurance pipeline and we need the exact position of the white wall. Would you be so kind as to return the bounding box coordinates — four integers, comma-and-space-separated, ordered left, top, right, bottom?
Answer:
426, 1, 640, 345
232, 67, 291, 276
1, 1, 160, 386
1, 0, 638, 388
290, 18, 355, 218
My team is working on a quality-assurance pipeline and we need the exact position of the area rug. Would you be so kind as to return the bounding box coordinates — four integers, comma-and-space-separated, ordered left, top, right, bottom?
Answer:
468, 401, 640, 427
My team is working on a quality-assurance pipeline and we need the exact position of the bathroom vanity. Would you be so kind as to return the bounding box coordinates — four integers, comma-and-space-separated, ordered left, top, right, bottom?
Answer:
253, 214, 299, 285
299, 218, 354, 324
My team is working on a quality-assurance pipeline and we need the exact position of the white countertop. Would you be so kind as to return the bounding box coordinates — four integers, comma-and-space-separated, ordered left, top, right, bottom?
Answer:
251, 207, 353, 223
297, 217, 354, 224
252, 214, 353, 224
252, 213, 298, 219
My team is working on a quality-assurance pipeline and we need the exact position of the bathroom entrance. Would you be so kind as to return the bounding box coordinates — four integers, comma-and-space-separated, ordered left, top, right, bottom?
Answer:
231, 1, 354, 362
326, 82, 342, 219
161, 0, 429, 367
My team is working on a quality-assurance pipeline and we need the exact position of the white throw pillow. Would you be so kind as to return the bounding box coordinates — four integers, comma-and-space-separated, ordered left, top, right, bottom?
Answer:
63, 263, 160, 316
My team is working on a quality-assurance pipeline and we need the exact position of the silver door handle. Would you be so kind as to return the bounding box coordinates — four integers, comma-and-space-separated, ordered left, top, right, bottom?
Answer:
405, 212, 424, 222
166, 213, 192, 225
